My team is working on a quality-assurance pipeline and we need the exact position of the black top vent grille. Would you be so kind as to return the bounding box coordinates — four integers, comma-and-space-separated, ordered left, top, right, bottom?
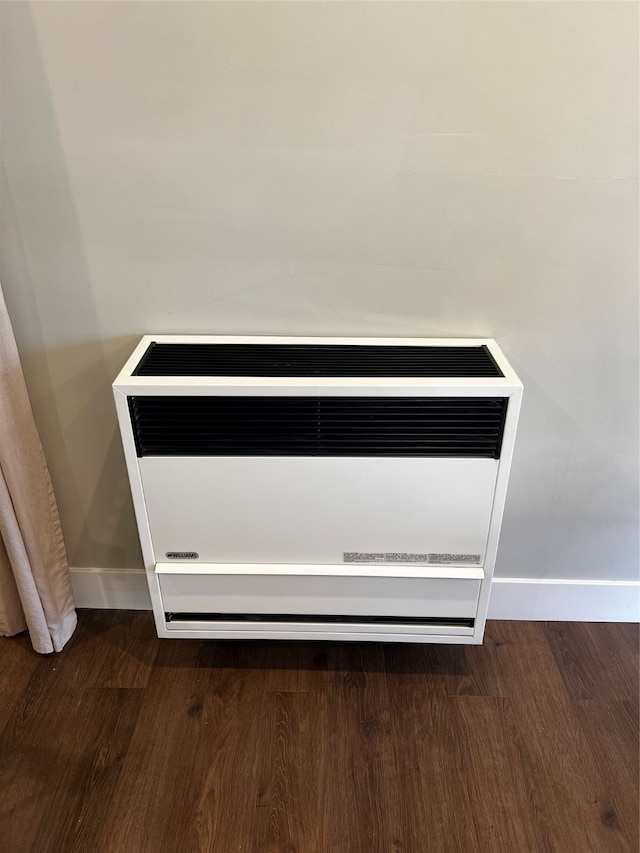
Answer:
129, 396, 508, 459
133, 343, 503, 378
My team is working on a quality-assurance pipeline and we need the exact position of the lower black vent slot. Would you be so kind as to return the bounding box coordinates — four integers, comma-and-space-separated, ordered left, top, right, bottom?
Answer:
165, 613, 475, 628
129, 396, 508, 459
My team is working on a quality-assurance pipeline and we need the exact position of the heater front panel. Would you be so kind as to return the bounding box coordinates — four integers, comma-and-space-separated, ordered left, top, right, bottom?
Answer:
158, 572, 481, 620
139, 456, 498, 567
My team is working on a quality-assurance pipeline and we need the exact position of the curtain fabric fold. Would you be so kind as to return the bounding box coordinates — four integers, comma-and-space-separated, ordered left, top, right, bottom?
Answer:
0, 284, 76, 653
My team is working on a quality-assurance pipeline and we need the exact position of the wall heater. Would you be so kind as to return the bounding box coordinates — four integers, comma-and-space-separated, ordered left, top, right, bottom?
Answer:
113, 336, 522, 643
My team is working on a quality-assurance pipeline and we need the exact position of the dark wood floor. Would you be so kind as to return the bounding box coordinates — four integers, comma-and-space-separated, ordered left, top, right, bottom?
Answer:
0, 612, 637, 853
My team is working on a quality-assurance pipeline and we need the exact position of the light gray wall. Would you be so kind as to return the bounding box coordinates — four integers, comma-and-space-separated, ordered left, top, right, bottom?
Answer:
1, 1, 637, 580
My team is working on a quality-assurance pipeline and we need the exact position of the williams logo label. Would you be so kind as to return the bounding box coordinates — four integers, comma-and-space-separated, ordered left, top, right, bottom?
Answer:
165, 551, 199, 560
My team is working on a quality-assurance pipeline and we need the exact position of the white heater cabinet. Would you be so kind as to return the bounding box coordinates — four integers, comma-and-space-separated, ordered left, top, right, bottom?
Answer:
113, 336, 522, 644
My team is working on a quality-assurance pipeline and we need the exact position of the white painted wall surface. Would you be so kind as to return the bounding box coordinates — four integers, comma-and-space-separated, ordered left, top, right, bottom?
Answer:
1, 2, 637, 583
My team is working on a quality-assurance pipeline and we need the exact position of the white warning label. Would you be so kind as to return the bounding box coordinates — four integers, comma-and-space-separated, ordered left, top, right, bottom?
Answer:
343, 552, 481, 565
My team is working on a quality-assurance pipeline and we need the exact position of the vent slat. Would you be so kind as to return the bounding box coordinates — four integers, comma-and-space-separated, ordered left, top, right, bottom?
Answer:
129, 396, 508, 458
133, 343, 504, 377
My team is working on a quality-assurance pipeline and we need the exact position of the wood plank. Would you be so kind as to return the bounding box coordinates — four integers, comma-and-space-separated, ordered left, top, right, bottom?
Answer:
98, 639, 217, 853
462, 620, 515, 697
453, 695, 547, 853
185, 658, 274, 853
207, 638, 330, 693
27, 689, 143, 853
384, 636, 482, 696
383, 686, 482, 853
487, 621, 633, 853
78, 609, 159, 688
0, 667, 141, 852
0, 632, 39, 736
572, 699, 639, 848
324, 643, 402, 853
0, 659, 72, 853
543, 621, 639, 703
251, 690, 329, 853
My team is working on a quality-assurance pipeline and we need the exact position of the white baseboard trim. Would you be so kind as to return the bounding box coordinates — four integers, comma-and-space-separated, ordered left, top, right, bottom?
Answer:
488, 577, 640, 622
69, 568, 640, 623
70, 568, 152, 611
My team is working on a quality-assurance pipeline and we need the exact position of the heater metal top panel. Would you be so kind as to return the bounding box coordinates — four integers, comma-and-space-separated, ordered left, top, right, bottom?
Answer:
132, 342, 504, 378
114, 336, 522, 395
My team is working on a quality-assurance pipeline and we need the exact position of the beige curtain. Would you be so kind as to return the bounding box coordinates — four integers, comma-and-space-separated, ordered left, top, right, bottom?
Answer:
0, 284, 76, 653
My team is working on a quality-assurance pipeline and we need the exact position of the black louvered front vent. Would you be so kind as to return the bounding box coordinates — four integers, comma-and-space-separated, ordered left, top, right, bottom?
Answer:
165, 613, 475, 628
133, 343, 503, 377
129, 396, 508, 459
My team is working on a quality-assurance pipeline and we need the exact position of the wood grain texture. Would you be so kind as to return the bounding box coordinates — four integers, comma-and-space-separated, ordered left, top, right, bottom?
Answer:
453, 695, 547, 853
0, 612, 637, 853
0, 630, 38, 734
325, 644, 400, 853
543, 621, 639, 704
482, 622, 635, 853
